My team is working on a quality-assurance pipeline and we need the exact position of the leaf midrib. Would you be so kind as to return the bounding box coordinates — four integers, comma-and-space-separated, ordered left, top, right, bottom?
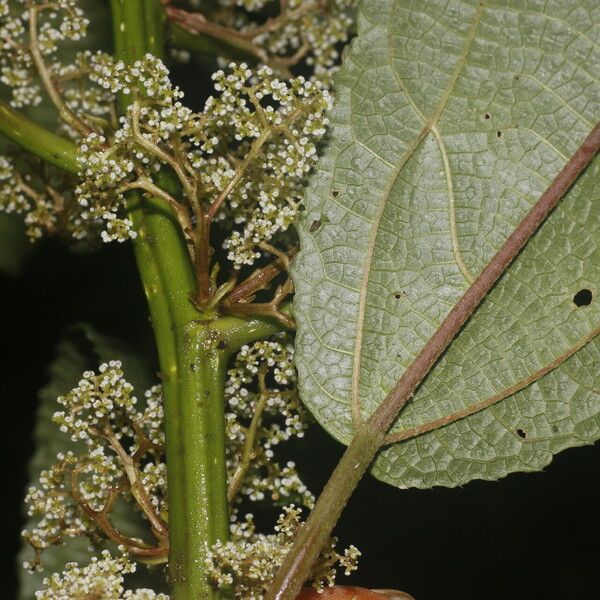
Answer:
350, 0, 486, 426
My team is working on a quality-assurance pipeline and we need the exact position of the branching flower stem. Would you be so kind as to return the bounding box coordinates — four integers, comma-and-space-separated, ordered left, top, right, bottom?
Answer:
195, 212, 214, 307
264, 121, 600, 600
130, 101, 197, 202
166, 5, 271, 66
234, 3, 316, 40
207, 127, 272, 219
69, 469, 168, 561
164, 2, 316, 75
227, 364, 270, 503
27, 2, 92, 137
118, 177, 197, 260
224, 247, 299, 306
198, 110, 300, 308
225, 278, 296, 329
168, 21, 259, 66
101, 427, 169, 542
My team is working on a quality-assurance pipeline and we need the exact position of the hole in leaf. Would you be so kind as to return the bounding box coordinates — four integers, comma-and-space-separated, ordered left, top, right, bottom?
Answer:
394, 291, 405, 299
573, 288, 593, 307
484, 112, 491, 119
496, 130, 502, 137
332, 189, 340, 197
309, 219, 322, 233
516, 428, 527, 439
552, 425, 559, 433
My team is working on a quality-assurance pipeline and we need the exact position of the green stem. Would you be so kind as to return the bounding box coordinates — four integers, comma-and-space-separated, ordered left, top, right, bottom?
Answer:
217, 311, 291, 355
170, 325, 230, 596
110, 2, 229, 598
0, 100, 78, 174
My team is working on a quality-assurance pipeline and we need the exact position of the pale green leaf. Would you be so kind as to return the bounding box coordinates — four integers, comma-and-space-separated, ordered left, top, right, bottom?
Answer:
17, 325, 158, 599
292, 0, 600, 488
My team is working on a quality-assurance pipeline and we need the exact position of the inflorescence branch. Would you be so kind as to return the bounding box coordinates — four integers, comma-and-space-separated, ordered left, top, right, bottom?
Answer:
23, 363, 170, 572
27, 0, 93, 137
164, 0, 356, 87
76, 55, 331, 312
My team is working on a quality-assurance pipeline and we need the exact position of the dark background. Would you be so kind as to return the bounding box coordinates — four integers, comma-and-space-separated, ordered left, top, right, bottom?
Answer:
2, 237, 600, 600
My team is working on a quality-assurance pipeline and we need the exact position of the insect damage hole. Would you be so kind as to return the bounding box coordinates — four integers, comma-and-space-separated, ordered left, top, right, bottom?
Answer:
309, 219, 322, 233
573, 288, 593, 307
516, 428, 527, 439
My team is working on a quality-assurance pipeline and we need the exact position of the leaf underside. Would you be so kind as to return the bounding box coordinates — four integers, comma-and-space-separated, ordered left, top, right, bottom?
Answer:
292, 0, 600, 489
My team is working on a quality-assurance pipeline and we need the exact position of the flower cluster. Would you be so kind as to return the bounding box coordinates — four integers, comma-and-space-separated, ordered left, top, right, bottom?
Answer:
0, 155, 29, 215
53, 360, 138, 444
0, 0, 89, 109
207, 506, 361, 599
225, 335, 314, 508
0, 154, 96, 241
3, 4, 339, 262
216, 0, 356, 88
22, 452, 94, 572
74, 52, 191, 242
138, 384, 166, 449
206, 63, 331, 267
76, 54, 330, 265
23, 363, 168, 570
35, 550, 169, 600
0, 1, 113, 243
22, 344, 317, 575
55, 49, 116, 135
75, 129, 137, 242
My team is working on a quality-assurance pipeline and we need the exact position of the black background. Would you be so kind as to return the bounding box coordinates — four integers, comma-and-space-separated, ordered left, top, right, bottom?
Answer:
2, 235, 600, 600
